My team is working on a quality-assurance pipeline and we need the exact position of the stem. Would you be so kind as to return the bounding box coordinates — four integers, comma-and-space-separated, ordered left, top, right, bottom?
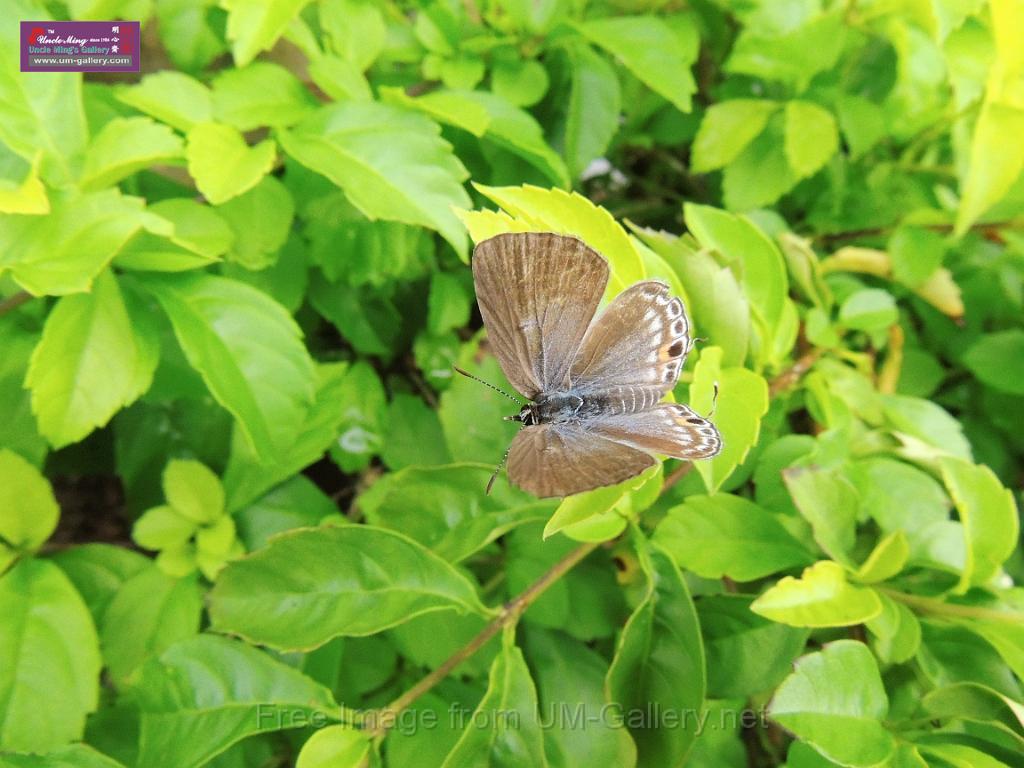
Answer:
879, 588, 1024, 624
769, 347, 824, 397
366, 540, 600, 738
0, 291, 32, 317
815, 218, 1023, 247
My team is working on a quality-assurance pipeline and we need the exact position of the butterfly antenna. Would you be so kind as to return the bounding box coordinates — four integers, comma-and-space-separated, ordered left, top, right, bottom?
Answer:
485, 444, 513, 495
453, 365, 523, 405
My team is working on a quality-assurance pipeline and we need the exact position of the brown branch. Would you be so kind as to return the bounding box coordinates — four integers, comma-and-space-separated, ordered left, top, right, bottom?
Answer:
768, 347, 824, 397
0, 291, 32, 317
365, 539, 601, 738
815, 218, 1023, 247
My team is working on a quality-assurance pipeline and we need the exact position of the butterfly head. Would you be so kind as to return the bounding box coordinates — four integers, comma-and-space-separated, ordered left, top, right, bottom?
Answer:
507, 404, 539, 426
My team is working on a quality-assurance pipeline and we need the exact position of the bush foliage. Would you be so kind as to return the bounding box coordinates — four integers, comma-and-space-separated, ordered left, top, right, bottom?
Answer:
1, 0, 1023, 767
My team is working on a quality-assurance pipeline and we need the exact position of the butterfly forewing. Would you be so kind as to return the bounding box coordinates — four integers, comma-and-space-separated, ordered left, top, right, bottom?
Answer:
570, 281, 689, 411
586, 403, 722, 460
506, 423, 657, 498
472, 233, 608, 399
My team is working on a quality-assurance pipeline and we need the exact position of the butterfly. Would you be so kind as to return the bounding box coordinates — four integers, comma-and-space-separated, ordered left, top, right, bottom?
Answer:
468, 231, 722, 498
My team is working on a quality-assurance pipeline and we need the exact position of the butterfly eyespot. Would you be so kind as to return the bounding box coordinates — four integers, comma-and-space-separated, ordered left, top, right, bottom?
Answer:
666, 298, 683, 317
671, 319, 685, 335
667, 340, 685, 358
687, 417, 704, 425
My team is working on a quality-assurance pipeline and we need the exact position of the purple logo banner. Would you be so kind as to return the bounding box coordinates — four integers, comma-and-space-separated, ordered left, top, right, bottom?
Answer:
20, 20, 140, 72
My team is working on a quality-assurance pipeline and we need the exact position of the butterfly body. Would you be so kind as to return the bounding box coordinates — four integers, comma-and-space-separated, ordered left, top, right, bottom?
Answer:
472, 232, 722, 498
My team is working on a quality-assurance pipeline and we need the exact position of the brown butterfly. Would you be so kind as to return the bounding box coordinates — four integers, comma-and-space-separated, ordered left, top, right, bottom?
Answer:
467, 232, 722, 498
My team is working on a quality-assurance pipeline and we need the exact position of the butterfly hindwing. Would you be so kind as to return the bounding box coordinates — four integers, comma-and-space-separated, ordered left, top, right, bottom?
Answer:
473, 233, 609, 399
585, 403, 722, 460
506, 423, 656, 498
569, 281, 689, 405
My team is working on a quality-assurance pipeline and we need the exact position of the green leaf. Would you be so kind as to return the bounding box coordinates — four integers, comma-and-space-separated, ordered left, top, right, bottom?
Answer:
140, 272, 315, 462
211, 61, 317, 131
919, 741, 1020, 768
0, 188, 165, 296
359, 464, 550, 562
491, 57, 549, 107
216, 176, 294, 269
751, 561, 883, 628
469, 184, 645, 295
956, 101, 1024, 234
427, 271, 471, 336
278, 102, 470, 257
783, 101, 839, 179
234, 476, 339, 551
882, 394, 973, 460
940, 456, 1019, 593
770, 641, 894, 767
325, 360, 387, 473
963, 330, 1024, 395
0, 449, 58, 550
564, 42, 621, 179
440, 628, 548, 768
865, 593, 921, 664
26, 270, 158, 447
889, 225, 946, 288
522, 628, 637, 767
683, 203, 789, 342
116, 71, 213, 132
655, 494, 814, 581
208, 525, 490, 651
838, 288, 898, 332
100, 566, 202, 683
308, 277, 401, 357
221, 0, 312, 66
0, 146, 48, 215
81, 117, 184, 190
606, 536, 705, 767
854, 531, 909, 584
157, 0, 227, 72
308, 55, 373, 102
0, 744, 127, 768
132, 505, 197, 550
630, 226, 751, 366
50, 543, 150, 628
725, 10, 845, 91
577, 16, 698, 113
320, 0, 386, 70
544, 465, 659, 541
163, 459, 225, 524
381, 394, 452, 470
186, 122, 276, 205
224, 362, 349, 511
699, 594, 810, 699
722, 115, 798, 211
296, 726, 371, 768
133, 635, 338, 768
0, 27, 87, 186
923, 682, 1024, 746
783, 466, 858, 567
381, 87, 569, 188
690, 346, 770, 493
691, 99, 779, 172
0, 558, 100, 752
116, 198, 233, 272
